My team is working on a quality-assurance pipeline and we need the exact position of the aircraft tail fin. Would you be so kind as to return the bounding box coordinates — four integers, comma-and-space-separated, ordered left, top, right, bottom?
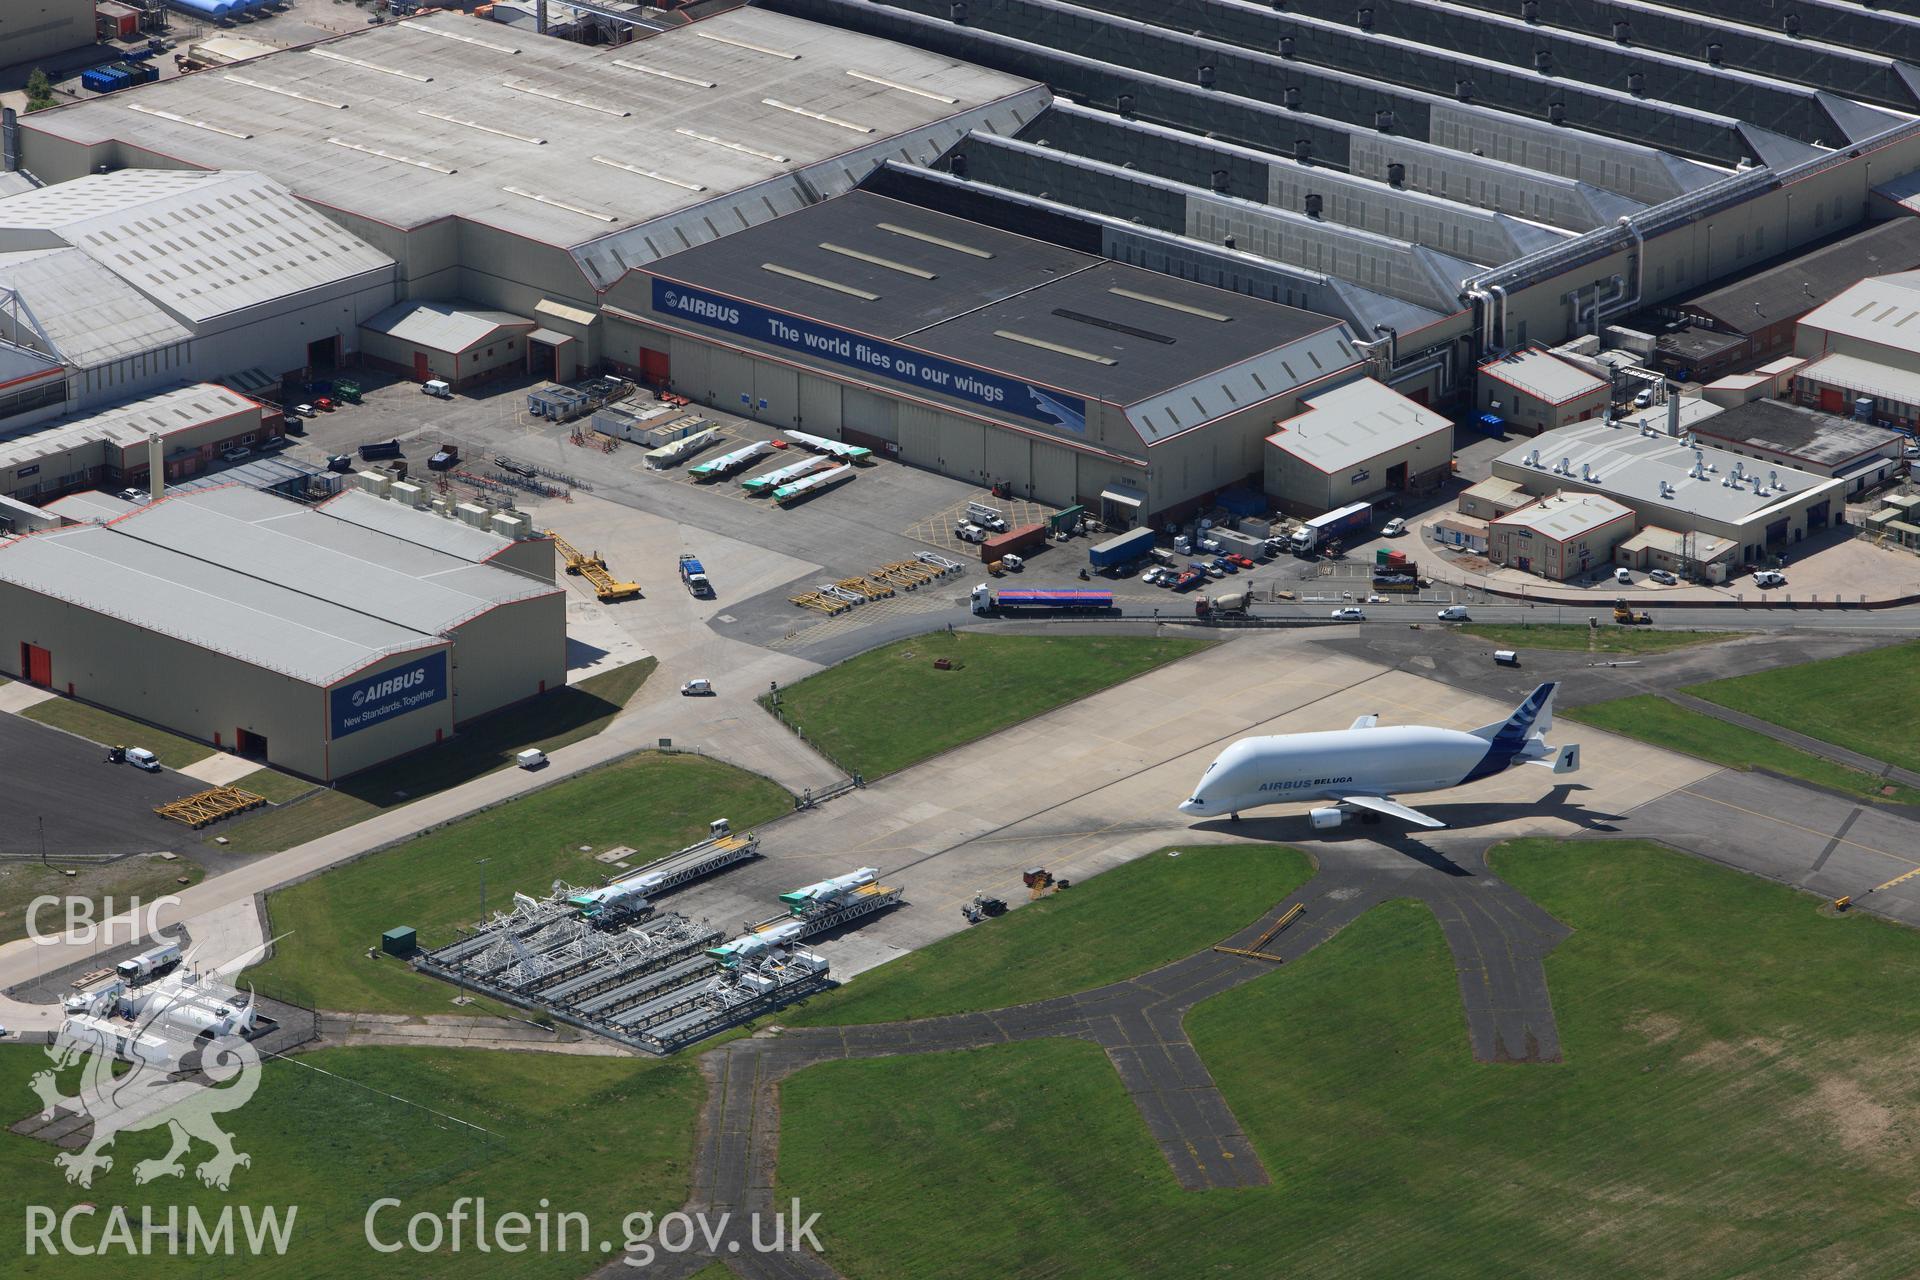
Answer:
1470, 682, 1557, 745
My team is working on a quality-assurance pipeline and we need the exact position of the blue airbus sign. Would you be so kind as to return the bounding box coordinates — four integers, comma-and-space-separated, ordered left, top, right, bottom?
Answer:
330, 652, 448, 739
651, 278, 1089, 434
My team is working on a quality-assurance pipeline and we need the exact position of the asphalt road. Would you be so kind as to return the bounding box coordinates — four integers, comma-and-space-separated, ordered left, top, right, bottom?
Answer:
0, 716, 198, 857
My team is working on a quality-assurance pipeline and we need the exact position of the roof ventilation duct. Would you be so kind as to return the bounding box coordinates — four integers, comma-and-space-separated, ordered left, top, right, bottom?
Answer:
1197, 64, 1215, 89
1612, 18, 1631, 43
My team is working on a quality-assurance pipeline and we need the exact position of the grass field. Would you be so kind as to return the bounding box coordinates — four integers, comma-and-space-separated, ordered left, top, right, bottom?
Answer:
1567, 695, 1920, 806
1458, 622, 1731, 654
0, 1045, 702, 1279
780, 840, 1920, 1278
0, 855, 203, 946
216, 660, 655, 855
761, 631, 1210, 779
19, 698, 216, 768
249, 750, 790, 1015
782, 844, 1311, 1027
1687, 638, 1920, 777
230, 768, 317, 805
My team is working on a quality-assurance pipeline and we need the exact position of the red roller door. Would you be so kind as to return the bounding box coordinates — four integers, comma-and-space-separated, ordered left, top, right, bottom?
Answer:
20, 643, 51, 686
1819, 387, 1846, 414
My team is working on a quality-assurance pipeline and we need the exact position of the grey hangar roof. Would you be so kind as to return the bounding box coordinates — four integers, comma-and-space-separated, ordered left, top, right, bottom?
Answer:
1690, 399, 1905, 470
638, 190, 1356, 437
761, 0, 1920, 336
1677, 219, 1920, 334
316, 488, 533, 564
17, 10, 1045, 292
0, 486, 558, 685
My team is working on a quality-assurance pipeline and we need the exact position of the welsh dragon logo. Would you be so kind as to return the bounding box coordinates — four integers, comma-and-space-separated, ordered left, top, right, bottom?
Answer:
29, 969, 263, 1191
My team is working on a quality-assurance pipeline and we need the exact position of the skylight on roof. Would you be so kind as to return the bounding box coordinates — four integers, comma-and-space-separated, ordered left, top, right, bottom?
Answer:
592, 156, 706, 192
327, 138, 455, 174
502, 186, 617, 223
762, 99, 872, 134
876, 221, 992, 258
1107, 286, 1231, 322
761, 263, 878, 300
308, 48, 433, 82
994, 330, 1116, 365
819, 242, 934, 279
224, 74, 347, 109
418, 109, 546, 145
126, 104, 252, 140
410, 24, 518, 54
845, 69, 957, 103
674, 128, 788, 164
695, 30, 799, 59
610, 59, 715, 88
504, 81, 631, 117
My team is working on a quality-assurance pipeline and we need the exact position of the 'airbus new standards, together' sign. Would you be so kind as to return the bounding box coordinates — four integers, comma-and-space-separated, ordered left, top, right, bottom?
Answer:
330, 652, 448, 739
651, 278, 1089, 434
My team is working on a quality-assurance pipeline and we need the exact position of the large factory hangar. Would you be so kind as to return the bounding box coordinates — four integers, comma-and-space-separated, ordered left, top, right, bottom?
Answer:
603, 191, 1360, 523
11, 9, 1047, 374
0, 486, 564, 780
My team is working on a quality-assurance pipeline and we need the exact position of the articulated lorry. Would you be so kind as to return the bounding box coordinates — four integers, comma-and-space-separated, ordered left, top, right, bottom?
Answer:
1290, 501, 1373, 554
970, 585, 1113, 614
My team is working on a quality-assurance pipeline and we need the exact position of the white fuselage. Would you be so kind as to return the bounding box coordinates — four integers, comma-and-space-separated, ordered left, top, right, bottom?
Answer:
1179, 725, 1503, 817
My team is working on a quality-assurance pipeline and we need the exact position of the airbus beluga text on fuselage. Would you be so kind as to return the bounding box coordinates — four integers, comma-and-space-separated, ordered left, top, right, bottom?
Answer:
1178, 683, 1580, 831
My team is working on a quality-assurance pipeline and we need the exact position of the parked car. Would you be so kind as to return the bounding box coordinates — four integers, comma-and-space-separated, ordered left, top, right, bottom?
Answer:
1753, 570, 1786, 588
1225, 552, 1255, 569
293, 403, 316, 417
1436, 604, 1471, 621
1382, 517, 1407, 536
1614, 566, 1633, 584
1649, 569, 1678, 585
221, 446, 251, 462
1211, 556, 1237, 575
1199, 561, 1224, 579
281, 413, 304, 433
1634, 388, 1656, 409
680, 678, 714, 696
1331, 606, 1366, 621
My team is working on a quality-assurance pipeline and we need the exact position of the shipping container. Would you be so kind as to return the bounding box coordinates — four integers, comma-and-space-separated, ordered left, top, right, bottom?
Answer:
1088, 526, 1155, 569
981, 522, 1046, 563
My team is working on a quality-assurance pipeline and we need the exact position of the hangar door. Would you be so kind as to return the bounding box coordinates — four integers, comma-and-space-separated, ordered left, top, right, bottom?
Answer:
706, 348, 757, 411
799, 375, 841, 437
842, 387, 898, 444
1030, 440, 1079, 508
754, 364, 799, 428
983, 428, 1030, 497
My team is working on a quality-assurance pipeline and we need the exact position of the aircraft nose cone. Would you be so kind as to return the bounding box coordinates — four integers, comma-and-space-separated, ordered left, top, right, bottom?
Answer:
1178, 798, 1204, 815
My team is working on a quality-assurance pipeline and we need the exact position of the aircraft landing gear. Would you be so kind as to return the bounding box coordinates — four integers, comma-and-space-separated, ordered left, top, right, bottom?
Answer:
1229, 811, 1240, 823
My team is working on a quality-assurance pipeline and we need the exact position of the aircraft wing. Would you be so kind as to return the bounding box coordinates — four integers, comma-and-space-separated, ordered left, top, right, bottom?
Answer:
1333, 793, 1447, 829
1348, 714, 1379, 730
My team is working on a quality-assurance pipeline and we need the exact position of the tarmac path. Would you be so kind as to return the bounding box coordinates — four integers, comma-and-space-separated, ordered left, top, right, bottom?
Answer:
596, 837, 1567, 1278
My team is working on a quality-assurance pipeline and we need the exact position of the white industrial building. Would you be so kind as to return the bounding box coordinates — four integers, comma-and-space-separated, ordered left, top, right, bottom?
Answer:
1794, 271, 1920, 431
1476, 348, 1610, 437
0, 382, 269, 506
1491, 419, 1848, 564
1262, 377, 1453, 514
0, 169, 396, 424
0, 486, 563, 780
1486, 492, 1635, 582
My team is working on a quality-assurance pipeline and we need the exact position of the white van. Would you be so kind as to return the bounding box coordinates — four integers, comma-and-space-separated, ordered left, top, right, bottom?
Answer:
423, 379, 453, 400
1614, 566, 1633, 584
1436, 605, 1471, 621
515, 748, 547, 770
125, 747, 161, 772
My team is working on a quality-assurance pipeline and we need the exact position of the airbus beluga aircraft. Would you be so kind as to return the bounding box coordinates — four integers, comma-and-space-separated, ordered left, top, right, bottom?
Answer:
1178, 682, 1580, 830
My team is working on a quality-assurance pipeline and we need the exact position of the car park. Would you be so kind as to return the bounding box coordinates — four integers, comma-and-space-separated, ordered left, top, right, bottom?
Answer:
1649, 569, 1678, 585
1331, 606, 1366, 620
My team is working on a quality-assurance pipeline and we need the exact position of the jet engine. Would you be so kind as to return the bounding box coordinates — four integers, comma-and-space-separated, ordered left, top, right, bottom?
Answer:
1308, 807, 1346, 830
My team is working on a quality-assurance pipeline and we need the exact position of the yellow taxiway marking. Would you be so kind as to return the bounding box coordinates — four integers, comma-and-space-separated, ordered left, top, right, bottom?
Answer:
1869, 867, 1920, 895
1677, 785, 1920, 875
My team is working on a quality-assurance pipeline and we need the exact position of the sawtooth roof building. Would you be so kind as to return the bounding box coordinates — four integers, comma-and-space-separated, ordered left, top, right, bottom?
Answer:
0, 485, 563, 780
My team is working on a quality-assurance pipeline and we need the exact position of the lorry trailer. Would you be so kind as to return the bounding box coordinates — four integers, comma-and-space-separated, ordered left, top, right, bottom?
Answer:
115, 942, 183, 983
1290, 501, 1373, 553
971, 584, 1114, 614
1088, 526, 1155, 570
